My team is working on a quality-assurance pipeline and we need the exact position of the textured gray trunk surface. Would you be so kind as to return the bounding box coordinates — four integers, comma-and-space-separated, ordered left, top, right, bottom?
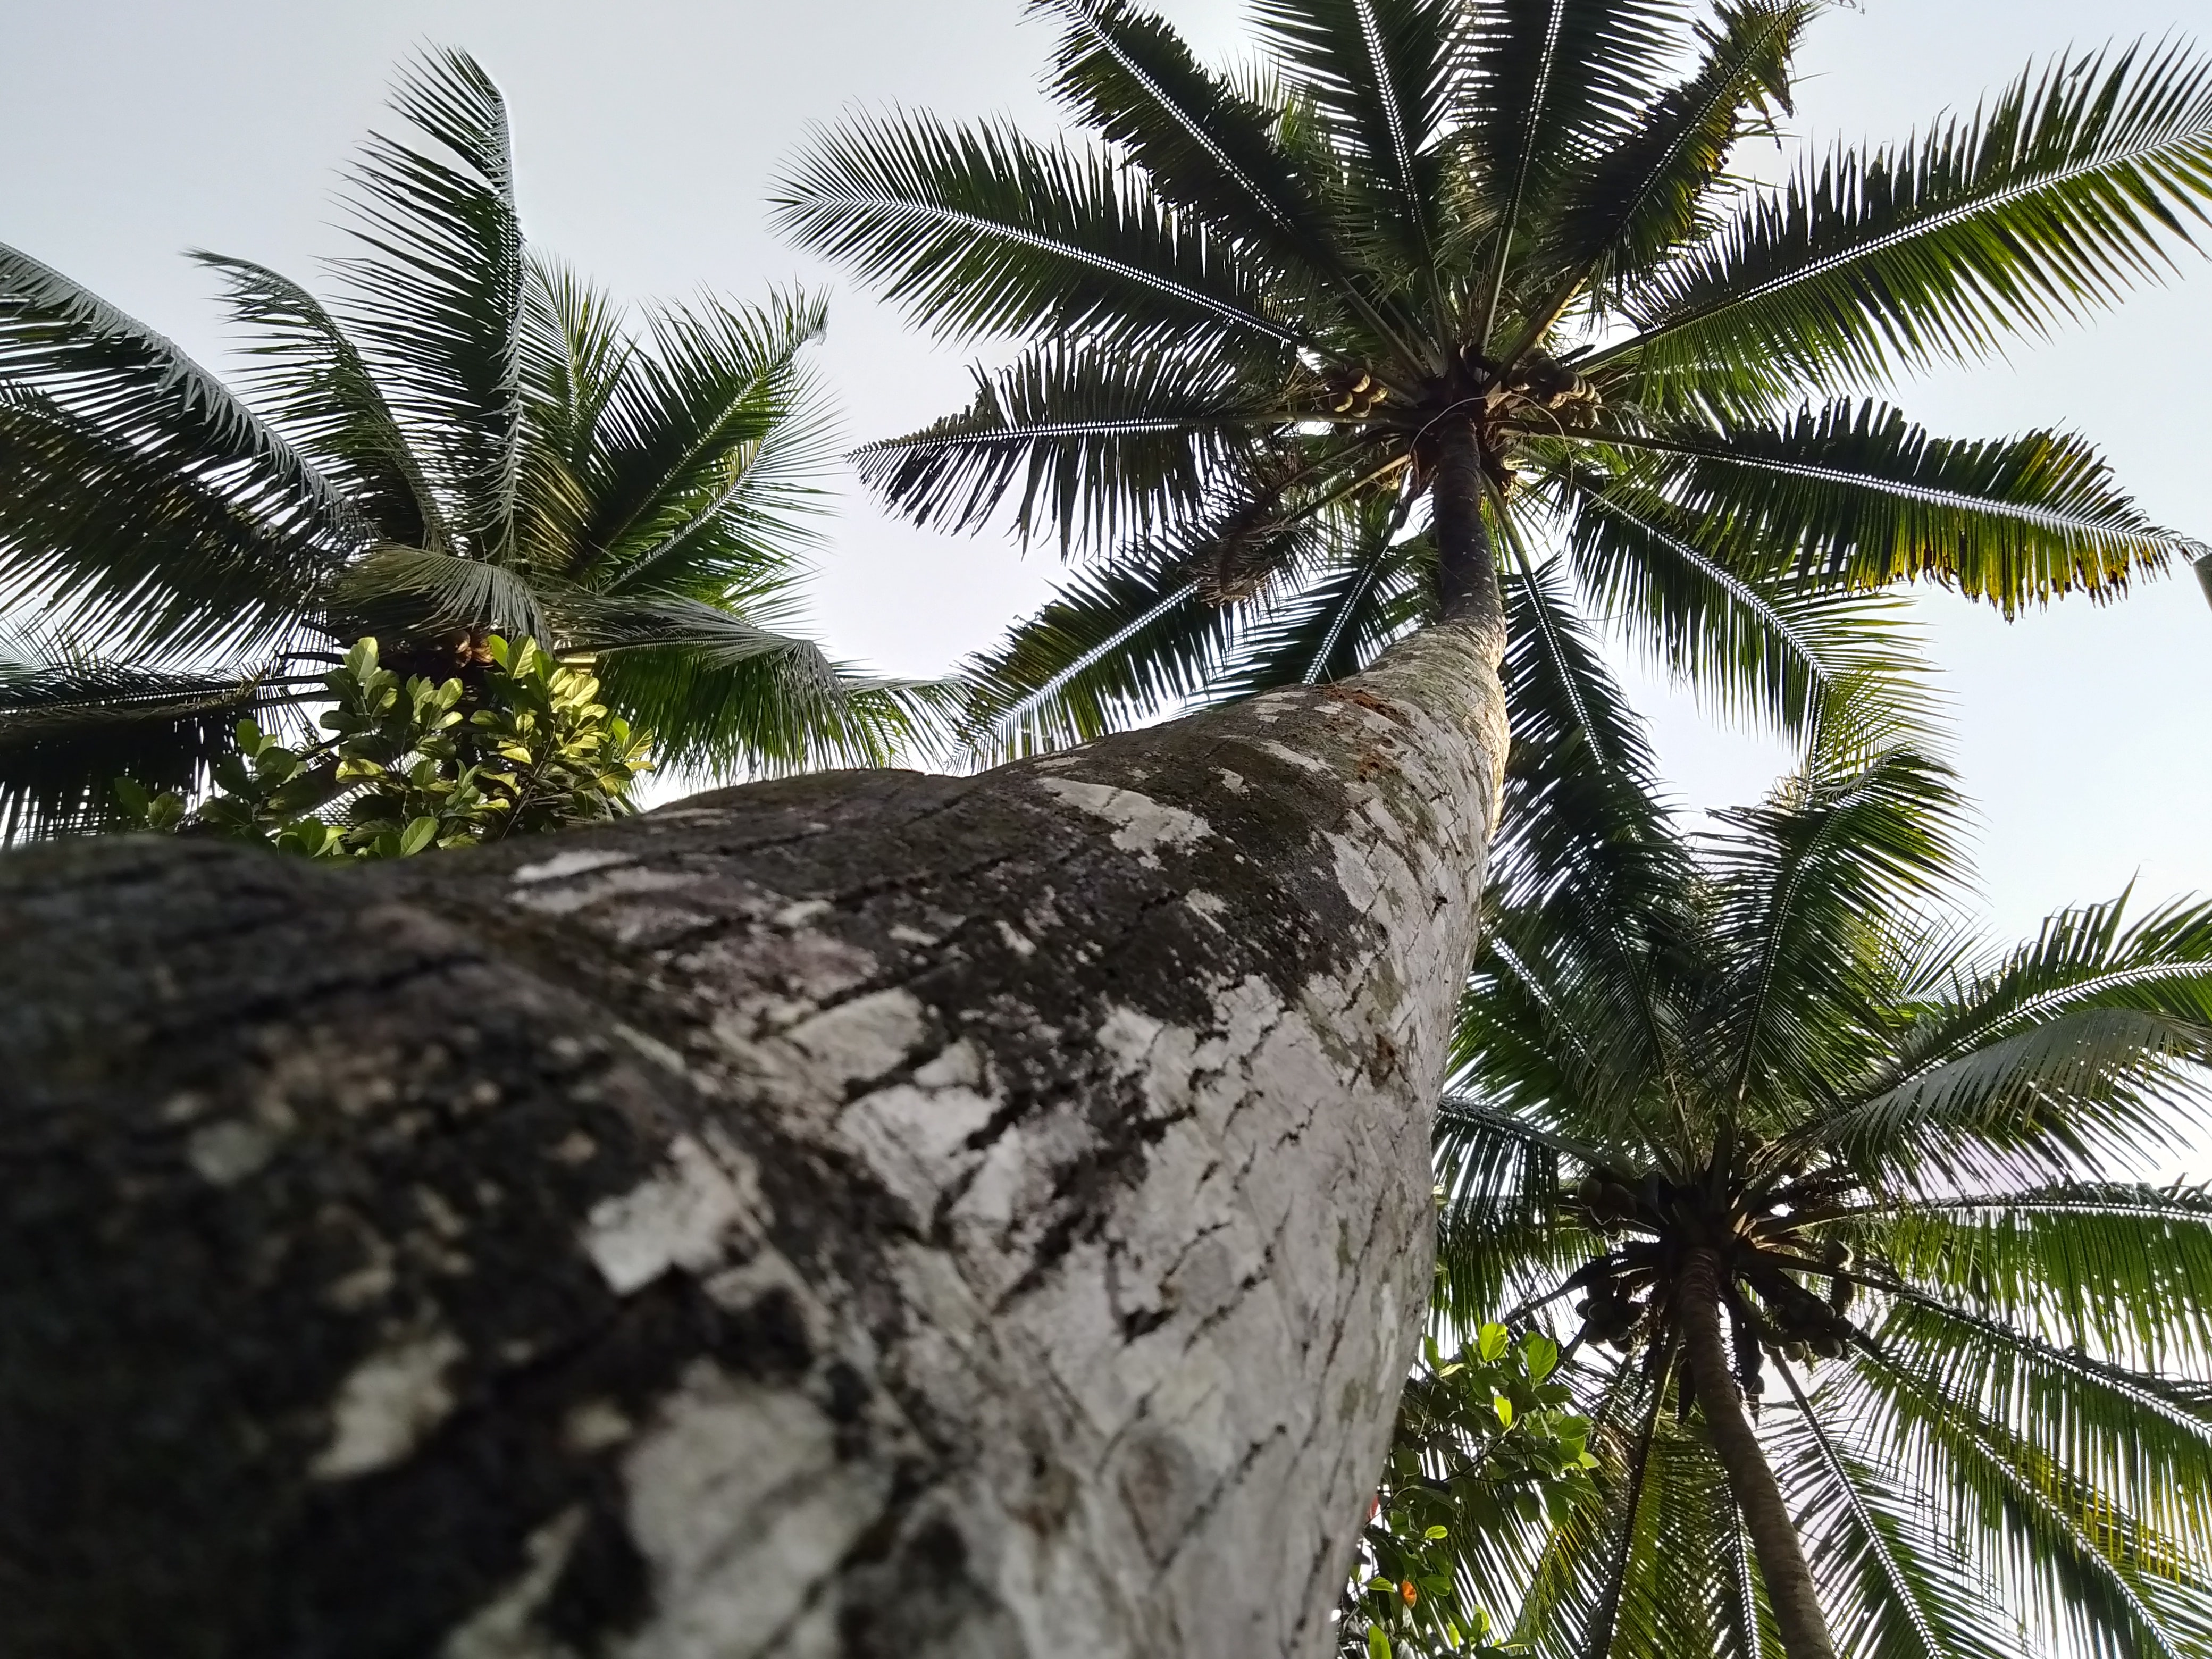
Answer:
0, 621, 1505, 1659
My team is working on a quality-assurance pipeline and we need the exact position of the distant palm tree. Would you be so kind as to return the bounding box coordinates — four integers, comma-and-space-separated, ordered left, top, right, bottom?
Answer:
776, 0, 2212, 762
1430, 653, 2212, 1659
0, 48, 931, 837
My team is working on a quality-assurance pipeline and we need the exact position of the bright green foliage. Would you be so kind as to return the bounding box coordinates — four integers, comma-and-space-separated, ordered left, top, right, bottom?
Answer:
115, 636, 651, 858
1430, 676, 2212, 1658
779, 0, 2212, 765
0, 48, 938, 840
1342, 1325, 1599, 1658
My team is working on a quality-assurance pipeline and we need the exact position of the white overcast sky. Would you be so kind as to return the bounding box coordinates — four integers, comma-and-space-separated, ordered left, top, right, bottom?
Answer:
3, 0, 2208, 959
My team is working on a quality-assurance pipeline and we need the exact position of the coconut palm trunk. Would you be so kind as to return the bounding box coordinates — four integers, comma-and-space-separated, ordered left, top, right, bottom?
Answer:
1678, 1249, 1835, 1659
0, 616, 1505, 1656
1431, 421, 1498, 625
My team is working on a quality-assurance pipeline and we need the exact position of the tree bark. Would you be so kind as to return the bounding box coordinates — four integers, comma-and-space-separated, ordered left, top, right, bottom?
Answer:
1679, 1250, 1836, 1659
0, 614, 1506, 1659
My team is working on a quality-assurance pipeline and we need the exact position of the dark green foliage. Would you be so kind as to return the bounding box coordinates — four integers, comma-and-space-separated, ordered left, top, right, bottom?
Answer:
0, 49, 934, 839
1342, 1323, 1599, 1658
116, 635, 652, 858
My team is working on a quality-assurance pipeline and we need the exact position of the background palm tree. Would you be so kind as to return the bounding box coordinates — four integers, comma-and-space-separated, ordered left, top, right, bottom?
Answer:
0, 47, 935, 839
1426, 646, 2212, 1659
776, 0, 2212, 765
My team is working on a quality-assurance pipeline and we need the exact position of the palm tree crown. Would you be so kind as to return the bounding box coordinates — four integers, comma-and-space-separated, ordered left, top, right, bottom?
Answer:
1434, 690, 2212, 1659
778, 0, 2212, 761
0, 48, 928, 838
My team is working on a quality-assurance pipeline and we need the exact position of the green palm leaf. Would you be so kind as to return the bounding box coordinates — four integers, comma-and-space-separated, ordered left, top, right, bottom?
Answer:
1705, 741, 1966, 1113
336, 47, 525, 552
772, 111, 1313, 353
579, 593, 941, 774
1206, 510, 1429, 694
1536, 2, 1808, 319
1855, 1345, 2206, 1659
1769, 1362, 2020, 1659
1038, 0, 1392, 340
853, 339, 1279, 551
192, 251, 447, 551
1870, 1288, 2212, 1535
0, 240, 349, 530
1598, 40, 2212, 390
1872, 1184, 2212, 1360
950, 550, 1222, 761
330, 544, 549, 641
0, 626, 299, 837
1812, 896, 2212, 1185
572, 292, 836, 609
0, 384, 337, 659
1462, 0, 1684, 346
1596, 399, 2194, 612
1250, 0, 1459, 294
1559, 463, 1936, 740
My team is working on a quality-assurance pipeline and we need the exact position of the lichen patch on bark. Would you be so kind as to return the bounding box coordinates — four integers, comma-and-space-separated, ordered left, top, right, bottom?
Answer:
311, 1330, 466, 1481
1036, 777, 1216, 865
583, 1135, 758, 1296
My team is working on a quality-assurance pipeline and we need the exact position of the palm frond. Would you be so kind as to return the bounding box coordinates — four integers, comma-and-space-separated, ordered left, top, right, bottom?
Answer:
1486, 538, 1680, 918
577, 289, 834, 600
579, 594, 941, 773
1814, 895, 2212, 1185
0, 239, 350, 529
852, 338, 1281, 552
0, 383, 338, 659
1596, 400, 2191, 614
1533, 1371, 1668, 1659
1205, 513, 1429, 695
1560, 466, 1934, 740
331, 545, 547, 642
334, 46, 525, 554
0, 246, 352, 657
1036, 0, 1403, 349
1871, 1183, 2212, 1361
0, 628, 294, 839
1462, 0, 1685, 347
772, 110, 1316, 354
1539, 1, 1808, 314
1705, 741, 1967, 1117
1770, 1361, 2025, 1659
1869, 1286, 2212, 1536
1251, 0, 1458, 297
952, 552, 1224, 763
1855, 1343, 2209, 1659
1599, 40, 2212, 390
1432, 1096, 1589, 1329
1468, 545, 1695, 1141
191, 251, 445, 551
514, 257, 636, 570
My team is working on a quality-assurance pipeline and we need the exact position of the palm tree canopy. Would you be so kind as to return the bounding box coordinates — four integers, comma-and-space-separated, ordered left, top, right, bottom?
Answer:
1428, 667, 2212, 1658
0, 47, 934, 839
776, 0, 2212, 761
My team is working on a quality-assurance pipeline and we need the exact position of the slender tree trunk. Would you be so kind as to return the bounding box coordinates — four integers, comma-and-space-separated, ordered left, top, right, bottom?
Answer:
1431, 418, 1501, 627
0, 614, 1507, 1658
1679, 1250, 1836, 1659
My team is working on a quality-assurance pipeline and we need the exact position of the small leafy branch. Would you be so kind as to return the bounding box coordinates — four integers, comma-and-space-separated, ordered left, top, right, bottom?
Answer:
1340, 1324, 1598, 1659
116, 636, 653, 858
